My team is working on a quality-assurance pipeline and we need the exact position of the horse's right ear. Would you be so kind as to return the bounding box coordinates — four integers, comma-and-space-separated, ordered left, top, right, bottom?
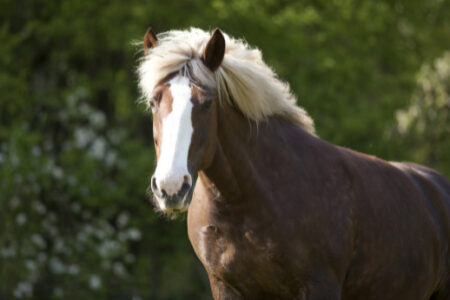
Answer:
202, 28, 225, 72
144, 27, 158, 55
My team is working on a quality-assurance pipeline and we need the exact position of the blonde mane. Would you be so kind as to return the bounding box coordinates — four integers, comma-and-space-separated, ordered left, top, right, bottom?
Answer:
138, 28, 315, 134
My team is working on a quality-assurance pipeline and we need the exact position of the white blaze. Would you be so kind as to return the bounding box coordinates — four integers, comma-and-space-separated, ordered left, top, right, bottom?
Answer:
153, 75, 193, 197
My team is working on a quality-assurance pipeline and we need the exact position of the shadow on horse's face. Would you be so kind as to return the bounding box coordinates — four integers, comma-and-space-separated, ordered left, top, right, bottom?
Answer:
148, 74, 219, 214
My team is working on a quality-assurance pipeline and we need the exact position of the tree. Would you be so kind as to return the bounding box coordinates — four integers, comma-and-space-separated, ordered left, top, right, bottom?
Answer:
395, 51, 450, 177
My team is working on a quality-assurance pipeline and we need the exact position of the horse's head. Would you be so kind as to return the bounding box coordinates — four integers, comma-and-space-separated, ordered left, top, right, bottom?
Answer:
142, 28, 225, 214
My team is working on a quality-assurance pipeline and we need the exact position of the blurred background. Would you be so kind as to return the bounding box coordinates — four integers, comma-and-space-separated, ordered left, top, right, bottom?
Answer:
1, 0, 449, 299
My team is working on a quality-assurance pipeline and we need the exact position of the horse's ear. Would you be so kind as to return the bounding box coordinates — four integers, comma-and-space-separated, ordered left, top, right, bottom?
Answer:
144, 27, 158, 55
202, 28, 225, 72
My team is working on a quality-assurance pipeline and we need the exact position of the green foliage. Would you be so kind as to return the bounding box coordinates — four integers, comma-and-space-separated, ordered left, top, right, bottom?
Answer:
394, 52, 450, 176
0, 0, 449, 299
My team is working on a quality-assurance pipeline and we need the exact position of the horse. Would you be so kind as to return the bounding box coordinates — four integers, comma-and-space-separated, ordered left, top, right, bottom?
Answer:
137, 27, 450, 300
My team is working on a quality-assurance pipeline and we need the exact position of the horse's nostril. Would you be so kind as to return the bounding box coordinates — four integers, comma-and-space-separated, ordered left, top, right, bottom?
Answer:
183, 174, 191, 185
178, 182, 191, 198
152, 175, 191, 199
151, 176, 158, 192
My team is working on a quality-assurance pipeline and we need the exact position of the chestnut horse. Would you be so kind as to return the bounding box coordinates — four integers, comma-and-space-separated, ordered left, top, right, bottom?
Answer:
138, 27, 450, 299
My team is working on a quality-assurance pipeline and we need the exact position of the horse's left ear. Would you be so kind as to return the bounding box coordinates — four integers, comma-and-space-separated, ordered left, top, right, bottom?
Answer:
202, 28, 225, 72
144, 27, 158, 55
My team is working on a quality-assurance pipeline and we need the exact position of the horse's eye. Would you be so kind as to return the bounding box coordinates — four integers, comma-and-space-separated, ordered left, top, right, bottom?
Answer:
154, 91, 163, 102
148, 99, 157, 112
149, 91, 163, 113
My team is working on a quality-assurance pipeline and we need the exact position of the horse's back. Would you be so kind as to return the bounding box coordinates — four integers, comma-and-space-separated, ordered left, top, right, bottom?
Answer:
352, 158, 450, 299
390, 161, 450, 242
391, 162, 450, 299
334, 145, 450, 299
395, 162, 450, 199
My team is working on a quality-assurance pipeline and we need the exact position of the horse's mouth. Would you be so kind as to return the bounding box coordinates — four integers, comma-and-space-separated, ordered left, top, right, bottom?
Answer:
164, 205, 188, 214
151, 186, 194, 215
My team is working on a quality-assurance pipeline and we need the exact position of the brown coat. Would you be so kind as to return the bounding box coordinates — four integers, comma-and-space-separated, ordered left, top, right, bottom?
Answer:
188, 103, 450, 299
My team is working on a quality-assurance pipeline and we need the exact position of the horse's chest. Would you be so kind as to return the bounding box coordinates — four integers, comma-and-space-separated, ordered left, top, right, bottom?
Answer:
196, 224, 289, 285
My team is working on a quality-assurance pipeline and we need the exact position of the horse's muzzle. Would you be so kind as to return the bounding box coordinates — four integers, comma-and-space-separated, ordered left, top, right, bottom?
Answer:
150, 177, 193, 213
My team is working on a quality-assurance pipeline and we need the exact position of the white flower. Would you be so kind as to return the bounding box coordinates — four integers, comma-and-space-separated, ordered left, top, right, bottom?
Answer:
95, 228, 106, 239
89, 138, 107, 159
25, 260, 37, 271
10, 196, 21, 209
13, 281, 32, 298
32, 201, 46, 214
89, 275, 102, 290
67, 264, 80, 275
38, 252, 47, 263
31, 146, 41, 157
70, 202, 81, 213
113, 262, 126, 277
16, 213, 27, 226
74, 127, 95, 148
89, 111, 106, 128
1, 246, 16, 258
98, 240, 120, 258
31, 234, 46, 249
107, 131, 119, 144
52, 166, 64, 179
127, 228, 142, 241
49, 257, 65, 274
54, 239, 66, 254
105, 151, 117, 167
117, 212, 129, 228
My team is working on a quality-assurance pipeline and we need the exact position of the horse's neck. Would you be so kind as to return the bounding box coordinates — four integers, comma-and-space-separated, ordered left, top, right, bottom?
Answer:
200, 103, 312, 211
200, 106, 250, 202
